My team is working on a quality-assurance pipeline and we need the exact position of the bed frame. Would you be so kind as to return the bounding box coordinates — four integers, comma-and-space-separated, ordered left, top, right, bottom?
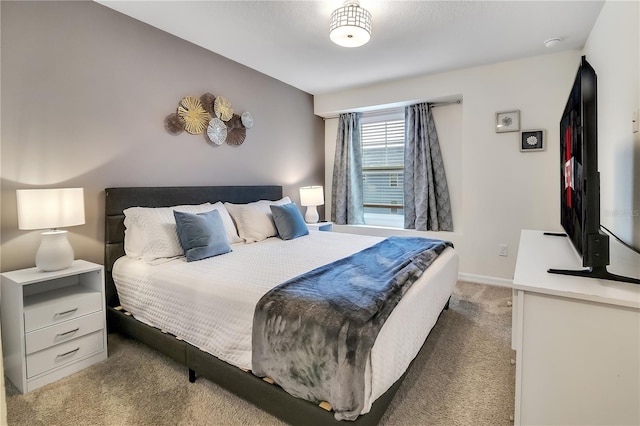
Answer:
104, 186, 446, 426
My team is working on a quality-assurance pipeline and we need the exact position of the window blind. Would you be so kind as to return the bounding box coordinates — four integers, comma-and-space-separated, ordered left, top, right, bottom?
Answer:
362, 119, 404, 209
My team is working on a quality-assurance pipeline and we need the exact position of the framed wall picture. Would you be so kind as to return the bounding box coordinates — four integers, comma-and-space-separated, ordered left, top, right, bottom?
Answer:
496, 110, 520, 133
520, 129, 545, 152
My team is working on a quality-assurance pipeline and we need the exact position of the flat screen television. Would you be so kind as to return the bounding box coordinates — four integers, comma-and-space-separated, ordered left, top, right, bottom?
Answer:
548, 55, 639, 284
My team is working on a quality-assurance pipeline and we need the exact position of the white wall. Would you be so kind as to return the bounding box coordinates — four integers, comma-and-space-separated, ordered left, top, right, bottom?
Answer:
317, 51, 582, 282
583, 0, 640, 248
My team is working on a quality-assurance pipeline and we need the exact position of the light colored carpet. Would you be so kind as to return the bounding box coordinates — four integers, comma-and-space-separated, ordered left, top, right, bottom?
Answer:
5, 282, 515, 425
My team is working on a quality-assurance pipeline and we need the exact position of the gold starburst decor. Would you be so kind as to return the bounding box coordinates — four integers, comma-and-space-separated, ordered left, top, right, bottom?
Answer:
214, 96, 233, 121
177, 96, 210, 135
166, 93, 250, 146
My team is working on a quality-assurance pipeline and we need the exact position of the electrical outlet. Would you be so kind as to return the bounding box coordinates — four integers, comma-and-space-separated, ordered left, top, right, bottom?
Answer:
499, 244, 508, 257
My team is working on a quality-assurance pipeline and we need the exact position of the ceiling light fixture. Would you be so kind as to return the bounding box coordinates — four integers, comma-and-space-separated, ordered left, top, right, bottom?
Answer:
329, 0, 372, 48
544, 38, 561, 48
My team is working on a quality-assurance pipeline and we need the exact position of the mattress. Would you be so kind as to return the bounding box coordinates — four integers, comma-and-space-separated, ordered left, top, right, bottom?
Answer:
112, 230, 458, 414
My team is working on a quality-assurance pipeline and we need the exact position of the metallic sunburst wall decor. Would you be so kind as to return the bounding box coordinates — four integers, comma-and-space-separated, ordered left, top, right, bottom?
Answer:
177, 96, 210, 135
164, 92, 252, 146
214, 96, 233, 121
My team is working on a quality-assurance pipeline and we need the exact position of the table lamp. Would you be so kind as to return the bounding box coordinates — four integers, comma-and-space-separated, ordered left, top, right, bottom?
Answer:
16, 188, 85, 271
299, 186, 324, 224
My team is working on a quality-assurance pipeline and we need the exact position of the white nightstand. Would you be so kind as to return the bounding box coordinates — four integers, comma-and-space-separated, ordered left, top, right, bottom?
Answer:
307, 222, 333, 232
0, 260, 107, 393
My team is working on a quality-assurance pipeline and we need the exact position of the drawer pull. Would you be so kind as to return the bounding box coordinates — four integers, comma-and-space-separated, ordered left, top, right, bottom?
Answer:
56, 347, 80, 359
54, 308, 78, 318
56, 328, 80, 338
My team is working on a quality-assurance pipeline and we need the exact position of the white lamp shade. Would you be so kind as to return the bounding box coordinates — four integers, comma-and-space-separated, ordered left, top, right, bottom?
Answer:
299, 186, 324, 207
17, 188, 85, 230
329, 0, 372, 48
330, 24, 371, 48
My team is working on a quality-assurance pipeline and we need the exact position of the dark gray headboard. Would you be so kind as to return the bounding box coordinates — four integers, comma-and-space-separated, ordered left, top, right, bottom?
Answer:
104, 186, 283, 307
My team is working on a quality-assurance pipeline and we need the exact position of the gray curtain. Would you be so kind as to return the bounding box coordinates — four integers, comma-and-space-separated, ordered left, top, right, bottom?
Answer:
404, 103, 453, 231
331, 112, 365, 225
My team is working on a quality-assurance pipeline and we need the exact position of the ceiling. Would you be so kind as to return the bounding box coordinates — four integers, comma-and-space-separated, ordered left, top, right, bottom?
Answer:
96, 1, 604, 95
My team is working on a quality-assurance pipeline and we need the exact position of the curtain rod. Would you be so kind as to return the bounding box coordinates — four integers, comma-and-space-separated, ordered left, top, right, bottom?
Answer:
362, 100, 461, 116
366, 100, 462, 114
430, 99, 461, 108
322, 99, 462, 120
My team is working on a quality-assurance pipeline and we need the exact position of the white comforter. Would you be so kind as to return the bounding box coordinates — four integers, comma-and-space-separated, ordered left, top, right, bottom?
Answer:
113, 231, 458, 414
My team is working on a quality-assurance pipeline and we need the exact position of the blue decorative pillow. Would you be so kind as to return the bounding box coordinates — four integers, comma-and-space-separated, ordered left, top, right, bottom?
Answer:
270, 203, 309, 240
173, 209, 231, 261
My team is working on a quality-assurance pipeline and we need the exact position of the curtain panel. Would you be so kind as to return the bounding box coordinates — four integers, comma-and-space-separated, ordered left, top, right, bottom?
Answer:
404, 103, 453, 231
331, 113, 365, 225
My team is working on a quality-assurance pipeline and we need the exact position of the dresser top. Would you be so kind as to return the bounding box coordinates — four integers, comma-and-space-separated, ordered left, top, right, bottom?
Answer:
514, 230, 640, 309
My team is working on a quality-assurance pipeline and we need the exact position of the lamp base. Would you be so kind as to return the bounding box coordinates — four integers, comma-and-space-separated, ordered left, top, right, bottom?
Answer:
36, 230, 74, 272
304, 206, 320, 224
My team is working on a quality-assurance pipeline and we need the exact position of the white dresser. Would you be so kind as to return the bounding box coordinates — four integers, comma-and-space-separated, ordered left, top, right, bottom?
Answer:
512, 230, 640, 425
1, 260, 107, 393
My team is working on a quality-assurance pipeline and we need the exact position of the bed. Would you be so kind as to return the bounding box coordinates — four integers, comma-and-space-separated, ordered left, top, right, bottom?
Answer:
104, 186, 459, 425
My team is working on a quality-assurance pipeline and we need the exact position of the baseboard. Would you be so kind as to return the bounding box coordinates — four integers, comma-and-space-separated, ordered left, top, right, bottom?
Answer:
458, 273, 513, 288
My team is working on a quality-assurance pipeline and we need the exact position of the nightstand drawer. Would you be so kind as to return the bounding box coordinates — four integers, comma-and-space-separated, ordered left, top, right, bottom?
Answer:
25, 311, 104, 355
24, 287, 102, 332
26, 330, 104, 378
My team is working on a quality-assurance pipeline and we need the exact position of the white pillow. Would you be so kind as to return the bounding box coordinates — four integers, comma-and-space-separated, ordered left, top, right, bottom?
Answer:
225, 197, 291, 243
124, 202, 241, 260
210, 202, 243, 244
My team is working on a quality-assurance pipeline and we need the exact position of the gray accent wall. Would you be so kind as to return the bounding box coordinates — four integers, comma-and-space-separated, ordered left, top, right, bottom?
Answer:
0, 1, 324, 272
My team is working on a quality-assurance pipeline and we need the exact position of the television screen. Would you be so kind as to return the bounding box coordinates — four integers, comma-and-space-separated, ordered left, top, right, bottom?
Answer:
552, 56, 640, 284
559, 56, 600, 266
560, 78, 585, 258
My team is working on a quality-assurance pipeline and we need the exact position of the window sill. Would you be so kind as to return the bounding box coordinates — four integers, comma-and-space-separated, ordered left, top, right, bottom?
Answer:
334, 223, 461, 243
364, 212, 404, 228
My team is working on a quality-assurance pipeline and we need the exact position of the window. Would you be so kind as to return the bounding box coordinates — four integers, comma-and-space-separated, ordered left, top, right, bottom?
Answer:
361, 111, 405, 220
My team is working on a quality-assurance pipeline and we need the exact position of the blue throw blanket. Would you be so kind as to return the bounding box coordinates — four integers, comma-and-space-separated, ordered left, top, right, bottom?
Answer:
252, 236, 453, 421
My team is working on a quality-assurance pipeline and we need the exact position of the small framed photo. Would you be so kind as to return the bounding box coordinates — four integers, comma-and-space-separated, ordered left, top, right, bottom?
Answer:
520, 129, 545, 152
495, 110, 520, 133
